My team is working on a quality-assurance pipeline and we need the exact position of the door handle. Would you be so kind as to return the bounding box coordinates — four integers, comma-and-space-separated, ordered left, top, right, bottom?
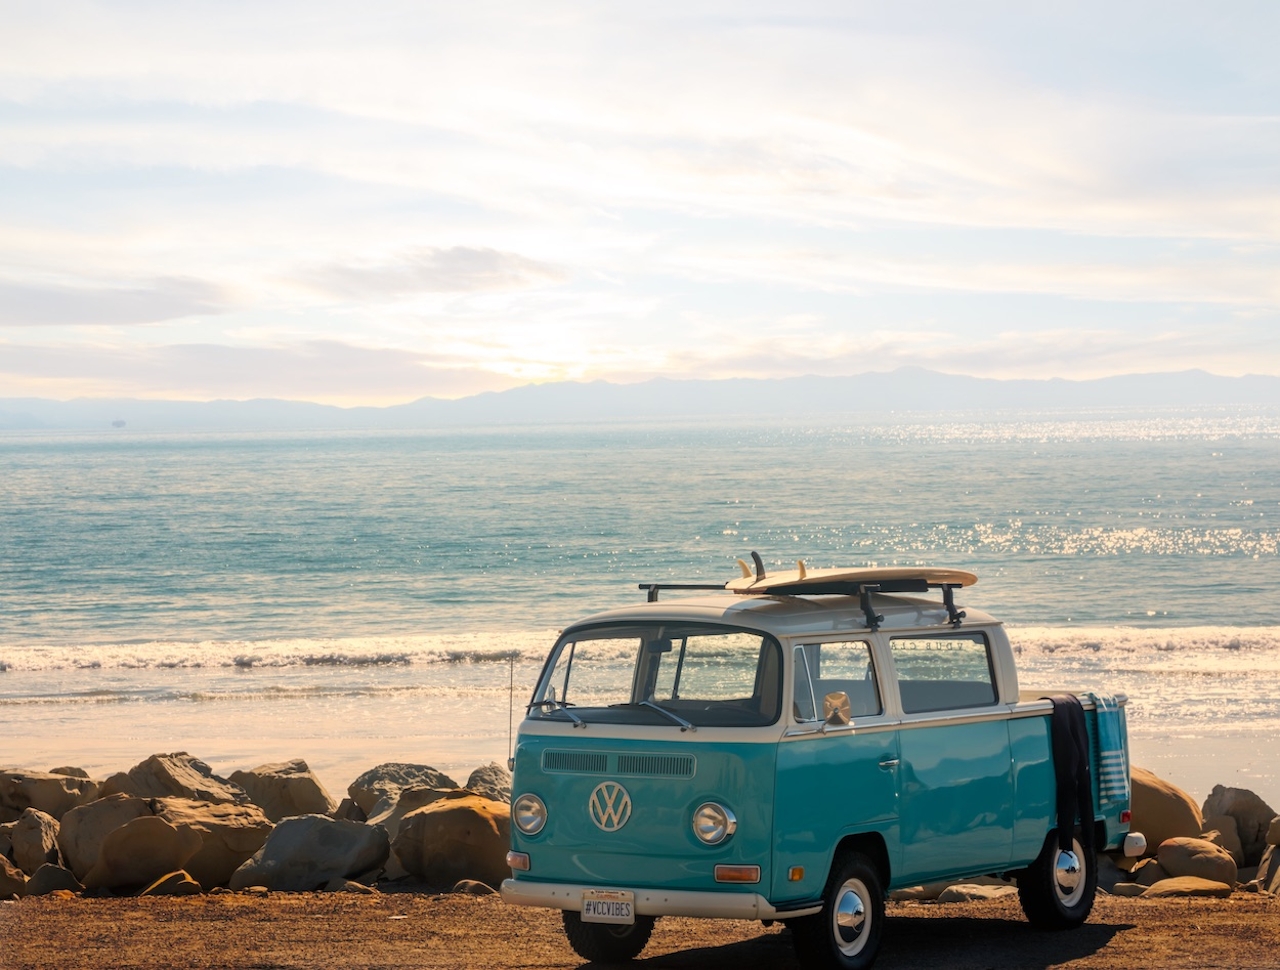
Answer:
878, 758, 900, 770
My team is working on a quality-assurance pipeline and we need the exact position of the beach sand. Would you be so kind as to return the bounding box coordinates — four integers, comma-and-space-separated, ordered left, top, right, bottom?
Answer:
5, 891, 1279, 970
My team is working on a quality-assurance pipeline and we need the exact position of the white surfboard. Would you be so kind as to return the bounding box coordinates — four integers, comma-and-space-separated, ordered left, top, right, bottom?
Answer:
726, 562, 977, 594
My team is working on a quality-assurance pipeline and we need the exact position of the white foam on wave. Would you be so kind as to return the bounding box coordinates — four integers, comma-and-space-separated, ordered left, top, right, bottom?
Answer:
1008, 624, 1280, 668
0, 630, 562, 673
4, 624, 1279, 674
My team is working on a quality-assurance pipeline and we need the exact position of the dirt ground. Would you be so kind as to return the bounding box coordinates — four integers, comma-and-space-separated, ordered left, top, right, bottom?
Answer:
5, 891, 1280, 970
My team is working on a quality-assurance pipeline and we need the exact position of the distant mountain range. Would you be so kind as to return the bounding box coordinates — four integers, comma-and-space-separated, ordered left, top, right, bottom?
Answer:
3, 368, 1279, 431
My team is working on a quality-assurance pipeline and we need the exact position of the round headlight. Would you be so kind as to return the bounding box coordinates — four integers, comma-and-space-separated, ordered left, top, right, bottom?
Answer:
692, 802, 737, 845
513, 793, 547, 835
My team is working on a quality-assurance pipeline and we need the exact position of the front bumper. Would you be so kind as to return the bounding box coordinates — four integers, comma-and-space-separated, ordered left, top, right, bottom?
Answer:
500, 878, 821, 921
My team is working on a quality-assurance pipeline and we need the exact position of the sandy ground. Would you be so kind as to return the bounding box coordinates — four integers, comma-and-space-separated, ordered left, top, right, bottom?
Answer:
5, 891, 1280, 970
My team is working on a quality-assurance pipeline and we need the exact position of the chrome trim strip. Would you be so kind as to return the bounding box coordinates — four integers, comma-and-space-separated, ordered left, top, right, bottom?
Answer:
782, 721, 899, 739
1009, 704, 1053, 720
898, 707, 1016, 729
500, 879, 821, 920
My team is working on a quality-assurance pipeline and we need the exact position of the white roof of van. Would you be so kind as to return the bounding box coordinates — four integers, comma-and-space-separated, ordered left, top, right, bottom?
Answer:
562, 592, 999, 639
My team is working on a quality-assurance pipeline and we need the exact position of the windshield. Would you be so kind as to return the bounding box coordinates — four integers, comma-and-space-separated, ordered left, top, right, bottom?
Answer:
529, 623, 783, 728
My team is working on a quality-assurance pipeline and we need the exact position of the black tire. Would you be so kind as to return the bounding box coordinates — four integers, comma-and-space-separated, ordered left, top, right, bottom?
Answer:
561, 909, 655, 963
790, 852, 885, 970
1017, 832, 1097, 930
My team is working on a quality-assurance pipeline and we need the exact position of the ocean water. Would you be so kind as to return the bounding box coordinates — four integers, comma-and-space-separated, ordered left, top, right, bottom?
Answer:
2, 409, 1279, 805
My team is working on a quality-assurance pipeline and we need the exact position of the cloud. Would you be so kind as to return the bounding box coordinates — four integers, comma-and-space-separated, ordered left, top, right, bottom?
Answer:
0, 277, 229, 326
308, 247, 567, 300
0, 339, 518, 404
2, 4, 1279, 401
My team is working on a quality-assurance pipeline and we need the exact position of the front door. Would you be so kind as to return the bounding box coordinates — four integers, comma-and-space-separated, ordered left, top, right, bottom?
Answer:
772, 639, 900, 904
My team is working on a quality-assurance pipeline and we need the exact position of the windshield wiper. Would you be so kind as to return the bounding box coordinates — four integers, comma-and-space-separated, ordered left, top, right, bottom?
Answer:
527, 698, 585, 728
639, 700, 696, 732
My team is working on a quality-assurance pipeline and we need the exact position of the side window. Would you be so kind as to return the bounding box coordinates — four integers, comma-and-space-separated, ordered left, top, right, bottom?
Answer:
796, 640, 881, 718
889, 633, 997, 713
793, 646, 817, 721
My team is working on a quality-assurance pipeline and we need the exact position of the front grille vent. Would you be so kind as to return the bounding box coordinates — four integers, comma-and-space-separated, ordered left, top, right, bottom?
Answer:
617, 753, 696, 778
542, 750, 608, 773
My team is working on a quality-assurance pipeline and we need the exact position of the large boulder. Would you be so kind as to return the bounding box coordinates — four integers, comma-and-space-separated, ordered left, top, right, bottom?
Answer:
1201, 814, 1245, 867
49, 767, 90, 779
1130, 766, 1202, 853
82, 816, 204, 892
347, 763, 459, 816
57, 794, 154, 880
1257, 845, 1279, 894
368, 787, 454, 880
229, 815, 389, 892
98, 753, 248, 805
465, 763, 512, 804
1143, 876, 1233, 898
1201, 786, 1277, 867
12, 808, 62, 875
330, 798, 366, 823
368, 788, 453, 842
0, 769, 99, 821
391, 791, 510, 889
25, 864, 83, 897
228, 760, 337, 822
1157, 837, 1238, 886
152, 798, 274, 889
0, 855, 26, 897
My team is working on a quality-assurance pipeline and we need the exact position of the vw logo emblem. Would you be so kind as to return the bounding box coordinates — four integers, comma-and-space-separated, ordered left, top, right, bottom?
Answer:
588, 781, 632, 832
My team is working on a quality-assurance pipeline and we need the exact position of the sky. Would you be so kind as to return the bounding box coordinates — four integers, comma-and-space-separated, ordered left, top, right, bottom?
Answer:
2, 2, 1279, 405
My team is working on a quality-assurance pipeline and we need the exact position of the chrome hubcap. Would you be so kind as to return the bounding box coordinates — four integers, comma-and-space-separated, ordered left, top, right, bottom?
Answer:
833, 879, 869, 954
1053, 839, 1087, 906
1055, 850, 1082, 892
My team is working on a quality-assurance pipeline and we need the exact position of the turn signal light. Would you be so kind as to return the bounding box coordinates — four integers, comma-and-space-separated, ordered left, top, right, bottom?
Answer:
714, 865, 760, 884
507, 851, 530, 871
788, 866, 805, 882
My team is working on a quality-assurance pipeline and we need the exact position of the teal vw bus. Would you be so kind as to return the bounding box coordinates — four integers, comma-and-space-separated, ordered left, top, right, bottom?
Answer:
500, 561, 1143, 969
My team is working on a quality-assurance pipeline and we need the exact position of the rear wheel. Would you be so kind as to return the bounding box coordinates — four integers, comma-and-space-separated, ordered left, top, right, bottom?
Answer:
1017, 833, 1097, 930
561, 910, 655, 962
790, 852, 885, 970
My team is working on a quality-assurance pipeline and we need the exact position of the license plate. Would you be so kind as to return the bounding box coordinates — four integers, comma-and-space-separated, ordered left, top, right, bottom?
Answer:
581, 889, 634, 925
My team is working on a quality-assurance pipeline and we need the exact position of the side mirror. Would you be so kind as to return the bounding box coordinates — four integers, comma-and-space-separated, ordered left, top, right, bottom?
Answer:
823, 691, 851, 726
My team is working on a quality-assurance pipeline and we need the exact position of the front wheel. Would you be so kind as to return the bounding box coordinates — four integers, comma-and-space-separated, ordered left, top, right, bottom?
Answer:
561, 910, 655, 963
790, 852, 885, 970
1017, 833, 1097, 930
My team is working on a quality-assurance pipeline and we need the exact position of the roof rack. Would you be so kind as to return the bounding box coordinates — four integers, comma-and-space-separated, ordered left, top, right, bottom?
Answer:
638, 553, 973, 630
637, 583, 726, 603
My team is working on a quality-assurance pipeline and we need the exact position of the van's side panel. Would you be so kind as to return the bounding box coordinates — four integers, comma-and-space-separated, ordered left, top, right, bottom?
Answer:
896, 718, 1016, 883
771, 728, 901, 903
1008, 714, 1056, 865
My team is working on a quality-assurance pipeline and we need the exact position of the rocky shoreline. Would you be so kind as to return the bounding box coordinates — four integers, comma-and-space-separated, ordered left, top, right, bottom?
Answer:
1, 753, 512, 898
2, 753, 1278, 904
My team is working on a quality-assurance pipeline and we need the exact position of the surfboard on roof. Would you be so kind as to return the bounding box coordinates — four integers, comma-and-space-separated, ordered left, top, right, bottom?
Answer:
725, 561, 977, 595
